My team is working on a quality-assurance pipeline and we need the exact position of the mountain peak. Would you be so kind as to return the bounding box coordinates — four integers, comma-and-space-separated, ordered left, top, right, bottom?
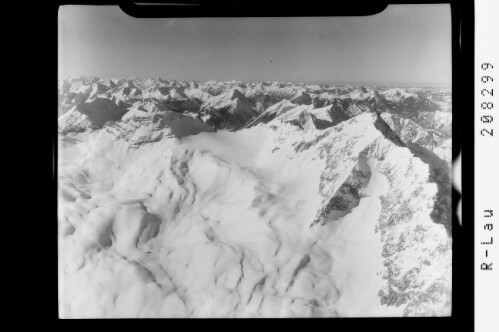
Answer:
58, 77, 452, 318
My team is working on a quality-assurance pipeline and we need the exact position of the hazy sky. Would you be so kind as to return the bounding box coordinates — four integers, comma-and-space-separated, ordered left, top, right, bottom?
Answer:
58, 4, 451, 86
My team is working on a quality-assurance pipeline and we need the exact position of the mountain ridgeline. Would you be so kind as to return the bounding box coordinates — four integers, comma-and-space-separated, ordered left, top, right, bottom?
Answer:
58, 76, 452, 318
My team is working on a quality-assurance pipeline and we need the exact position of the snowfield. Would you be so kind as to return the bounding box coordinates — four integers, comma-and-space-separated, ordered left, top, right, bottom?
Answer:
58, 77, 452, 318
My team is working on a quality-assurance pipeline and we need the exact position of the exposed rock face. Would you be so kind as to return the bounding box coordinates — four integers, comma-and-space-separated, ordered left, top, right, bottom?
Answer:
245, 100, 296, 127
290, 91, 313, 105
381, 112, 451, 164
58, 77, 452, 318
59, 98, 129, 134
106, 108, 213, 147
376, 113, 452, 235
199, 89, 257, 129
319, 149, 372, 223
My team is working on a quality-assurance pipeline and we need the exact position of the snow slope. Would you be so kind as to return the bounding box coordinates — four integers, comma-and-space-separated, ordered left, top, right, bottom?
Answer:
58, 77, 452, 318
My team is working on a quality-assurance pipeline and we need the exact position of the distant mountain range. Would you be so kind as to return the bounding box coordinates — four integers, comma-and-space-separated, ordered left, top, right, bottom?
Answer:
58, 76, 452, 318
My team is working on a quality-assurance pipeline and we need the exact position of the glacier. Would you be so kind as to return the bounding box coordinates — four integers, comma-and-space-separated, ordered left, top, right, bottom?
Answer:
58, 77, 452, 318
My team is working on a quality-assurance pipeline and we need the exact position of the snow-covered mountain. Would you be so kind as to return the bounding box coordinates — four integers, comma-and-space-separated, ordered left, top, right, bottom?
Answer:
58, 77, 452, 318
198, 88, 257, 129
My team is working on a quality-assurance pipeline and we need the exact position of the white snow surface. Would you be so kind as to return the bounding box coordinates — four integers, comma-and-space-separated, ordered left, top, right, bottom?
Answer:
58, 77, 452, 318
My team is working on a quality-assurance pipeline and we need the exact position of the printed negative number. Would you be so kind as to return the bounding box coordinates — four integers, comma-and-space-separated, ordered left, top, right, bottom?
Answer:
480, 63, 494, 138
481, 115, 493, 123
481, 102, 494, 110
482, 75, 494, 83
481, 128, 494, 137
482, 62, 494, 70
481, 89, 493, 96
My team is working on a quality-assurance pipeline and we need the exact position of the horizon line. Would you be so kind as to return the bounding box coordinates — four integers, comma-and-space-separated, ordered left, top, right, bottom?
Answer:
58, 75, 451, 89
